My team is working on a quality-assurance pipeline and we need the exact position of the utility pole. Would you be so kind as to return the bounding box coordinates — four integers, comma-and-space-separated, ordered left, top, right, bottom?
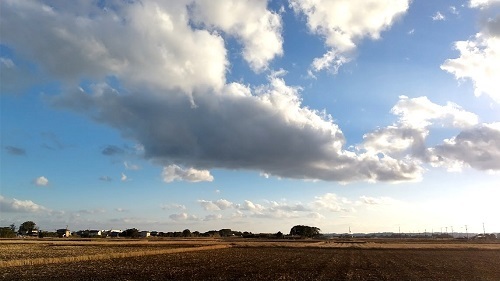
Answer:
451, 226, 454, 238
465, 225, 468, 239
483, 223, 486, 236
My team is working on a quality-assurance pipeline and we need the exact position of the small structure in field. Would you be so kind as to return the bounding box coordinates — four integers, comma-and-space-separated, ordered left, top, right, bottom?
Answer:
140, 231, 150, 238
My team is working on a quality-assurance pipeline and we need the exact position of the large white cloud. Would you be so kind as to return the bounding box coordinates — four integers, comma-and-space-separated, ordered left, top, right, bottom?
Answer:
360, 96, 500, 172
3, 0, 495, 185
441, 32, 500, 103
430, 123, 500, 171
289, 0, 409, 72
441, 2, 500, 103
0, 0, 228, 95
190, 0, 283, 72
361, 96, 479, 160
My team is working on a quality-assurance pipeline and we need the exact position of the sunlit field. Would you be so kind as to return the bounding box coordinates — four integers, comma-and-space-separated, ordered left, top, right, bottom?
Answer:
1, 238, 500, 280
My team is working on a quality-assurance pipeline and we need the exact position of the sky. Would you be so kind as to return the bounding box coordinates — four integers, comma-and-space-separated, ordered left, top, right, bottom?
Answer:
1, 0, 499, 235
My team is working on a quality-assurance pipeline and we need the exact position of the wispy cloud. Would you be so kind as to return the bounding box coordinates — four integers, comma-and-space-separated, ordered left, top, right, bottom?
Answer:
4, 145, 26, 156
432, 11, 446, 21
161, 204, 186, 211
101, 145, 124, 156
99, 176, 112, 182
124, 161, 140, 170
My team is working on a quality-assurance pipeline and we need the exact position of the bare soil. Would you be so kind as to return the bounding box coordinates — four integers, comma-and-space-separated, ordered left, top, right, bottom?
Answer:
1, 239, 499, 280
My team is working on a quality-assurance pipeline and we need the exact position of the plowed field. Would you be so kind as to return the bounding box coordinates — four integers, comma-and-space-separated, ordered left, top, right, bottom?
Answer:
1, 239, 499, 280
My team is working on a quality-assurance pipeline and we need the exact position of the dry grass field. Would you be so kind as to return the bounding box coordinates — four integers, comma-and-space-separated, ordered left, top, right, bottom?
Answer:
1, 238, 500, 280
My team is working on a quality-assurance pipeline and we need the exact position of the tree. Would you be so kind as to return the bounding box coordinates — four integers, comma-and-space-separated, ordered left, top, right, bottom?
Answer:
276, 231, 284, 239
290, 225, 321, 238
219, 229, 232, 237
18, 221, 37, 235
182, 229, 191, 237
121, 228, 139, 238
0, 227, 16, 238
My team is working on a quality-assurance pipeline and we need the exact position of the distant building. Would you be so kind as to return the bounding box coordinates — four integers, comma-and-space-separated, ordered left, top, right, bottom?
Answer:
56, 229, 71, 238
140, 231, 150, 238
109, 230, 122, 238
89, 230, 102, 237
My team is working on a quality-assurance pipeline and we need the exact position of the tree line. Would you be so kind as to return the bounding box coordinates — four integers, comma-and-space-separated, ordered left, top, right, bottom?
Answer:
1, 221, 324, 239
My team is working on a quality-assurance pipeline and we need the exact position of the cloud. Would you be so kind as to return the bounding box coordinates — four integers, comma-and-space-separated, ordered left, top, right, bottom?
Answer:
289, 0, 409, 73
429, 123, 500, 171
169, 212, 199, 221
4, 146, 26, 155
313, 193, 351, 212
358, 196, 394, 205
267, 201, 310, 212
359, 96, 500, 173
161, 204, 186, 211
469, 0, 500, 8
360, 95, 478, 164
0, 195, 48, 213
0, 0, 227, 95
162, 165, 214, 183
432, 12, 446, 21
198, 199, 233, 211
441, 6, 500, 103
307, 212, 325, 219
40, 132, 66, 150
204, 214, 223, 221
99, 176, 112, 182
236, 200, 266, 212
101, 145, 124, 156
124, 161, 140, 170
33, 176, 49, 186
391, 96, 479, 129
190, 0, 283, 72
120, 173, 127, 182
115, 208, 128, 212
5, 0, 495, 184
441, 32, 500, 103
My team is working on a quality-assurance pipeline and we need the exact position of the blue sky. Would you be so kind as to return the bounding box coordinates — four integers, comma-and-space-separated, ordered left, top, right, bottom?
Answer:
1, 0, 499, 235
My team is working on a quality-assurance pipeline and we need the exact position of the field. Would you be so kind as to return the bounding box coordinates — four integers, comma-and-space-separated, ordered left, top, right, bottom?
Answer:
1, 238, 500, 280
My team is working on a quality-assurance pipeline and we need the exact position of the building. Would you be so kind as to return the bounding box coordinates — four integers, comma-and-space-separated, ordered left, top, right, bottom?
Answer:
56, 228, 71, 238
140, 231, 150, 238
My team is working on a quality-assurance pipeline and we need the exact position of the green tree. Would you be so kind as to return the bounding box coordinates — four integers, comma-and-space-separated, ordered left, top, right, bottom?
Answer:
18, 221, 37, 235
290, 225, 321, 238
219, 229, 232, 237
0, 227, 16, 238
182, 229, 191, 237
121, 228, 139, 238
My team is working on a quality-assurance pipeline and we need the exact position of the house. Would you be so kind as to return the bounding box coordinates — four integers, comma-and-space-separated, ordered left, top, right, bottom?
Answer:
56, 229, 71, 238
108, 230, 122, 238
140, 231, 150, 238
89, 230, 102, 237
